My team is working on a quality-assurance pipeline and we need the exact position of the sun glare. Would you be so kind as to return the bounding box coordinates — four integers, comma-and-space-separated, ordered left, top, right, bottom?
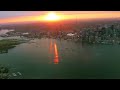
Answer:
44, 12, 60, 21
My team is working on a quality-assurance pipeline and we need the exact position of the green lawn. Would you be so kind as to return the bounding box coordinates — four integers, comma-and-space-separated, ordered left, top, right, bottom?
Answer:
0, 39, 23, 53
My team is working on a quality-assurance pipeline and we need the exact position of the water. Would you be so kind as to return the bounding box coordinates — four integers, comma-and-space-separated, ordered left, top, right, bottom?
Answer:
0, 38, 120, 79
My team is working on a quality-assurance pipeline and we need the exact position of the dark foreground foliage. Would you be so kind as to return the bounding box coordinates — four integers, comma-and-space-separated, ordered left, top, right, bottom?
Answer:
0, 65, 10, 79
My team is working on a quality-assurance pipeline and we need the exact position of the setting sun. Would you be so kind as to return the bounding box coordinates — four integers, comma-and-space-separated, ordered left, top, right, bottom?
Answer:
44, 12, 60, 21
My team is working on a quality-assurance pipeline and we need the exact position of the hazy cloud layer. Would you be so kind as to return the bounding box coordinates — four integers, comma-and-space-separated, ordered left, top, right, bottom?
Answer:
0, 11, 120, 18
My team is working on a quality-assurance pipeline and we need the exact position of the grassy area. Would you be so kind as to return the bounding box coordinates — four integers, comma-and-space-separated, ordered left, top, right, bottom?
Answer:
0, 39, 21, 45
0, 39, 23, 53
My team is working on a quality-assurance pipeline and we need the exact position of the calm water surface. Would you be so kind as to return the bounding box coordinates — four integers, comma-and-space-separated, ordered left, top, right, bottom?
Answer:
0, 38, 120, 79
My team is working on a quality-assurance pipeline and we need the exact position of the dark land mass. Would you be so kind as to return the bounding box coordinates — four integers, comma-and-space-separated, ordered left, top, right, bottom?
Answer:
0, 65, 9, 79
0, 39, 27, 54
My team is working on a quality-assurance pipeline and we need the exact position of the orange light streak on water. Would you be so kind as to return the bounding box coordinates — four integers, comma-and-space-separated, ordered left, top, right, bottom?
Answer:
53, 43, 59, 64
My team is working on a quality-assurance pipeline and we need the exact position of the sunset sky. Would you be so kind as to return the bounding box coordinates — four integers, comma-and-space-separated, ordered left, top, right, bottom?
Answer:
0, 11, 120, 24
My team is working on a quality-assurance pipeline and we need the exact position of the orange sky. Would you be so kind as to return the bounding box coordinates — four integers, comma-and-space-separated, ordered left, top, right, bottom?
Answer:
0, 11, 120, 24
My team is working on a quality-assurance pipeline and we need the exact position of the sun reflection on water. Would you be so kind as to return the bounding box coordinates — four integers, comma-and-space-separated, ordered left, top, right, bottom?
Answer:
53, 43, 59, 64
49, 40, 60, 64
